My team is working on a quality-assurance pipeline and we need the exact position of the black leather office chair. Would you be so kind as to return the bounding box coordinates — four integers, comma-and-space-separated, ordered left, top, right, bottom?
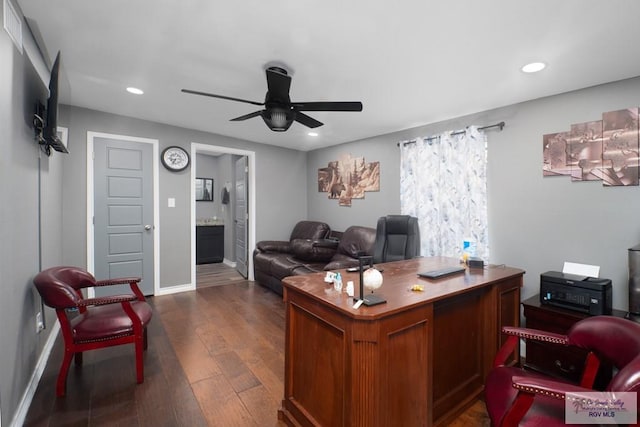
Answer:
373, 215, 420, 263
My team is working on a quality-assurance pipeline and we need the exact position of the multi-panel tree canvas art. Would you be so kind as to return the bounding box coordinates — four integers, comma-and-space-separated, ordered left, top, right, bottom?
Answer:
318, 154, 380, 206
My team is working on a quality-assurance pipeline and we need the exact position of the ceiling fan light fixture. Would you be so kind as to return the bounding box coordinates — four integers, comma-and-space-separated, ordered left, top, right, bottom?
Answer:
263, 108, 294, 131
271, 110, 287, 127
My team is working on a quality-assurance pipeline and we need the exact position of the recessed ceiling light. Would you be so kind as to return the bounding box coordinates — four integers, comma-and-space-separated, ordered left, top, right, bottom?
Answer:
521, 62, 546, 73
307, 132, 319, 137
126, 87, 144, 95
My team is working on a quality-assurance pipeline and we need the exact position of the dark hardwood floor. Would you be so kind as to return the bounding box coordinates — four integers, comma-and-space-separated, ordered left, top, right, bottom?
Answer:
196, 263, 247, 289
24, 263, 490, 426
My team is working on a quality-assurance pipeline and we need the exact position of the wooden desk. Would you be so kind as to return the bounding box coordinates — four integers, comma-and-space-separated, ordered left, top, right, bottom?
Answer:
278, 256, 524, 427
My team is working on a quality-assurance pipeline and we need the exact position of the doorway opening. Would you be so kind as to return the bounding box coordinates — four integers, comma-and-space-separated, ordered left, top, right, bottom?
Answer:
190, 143, 256, 290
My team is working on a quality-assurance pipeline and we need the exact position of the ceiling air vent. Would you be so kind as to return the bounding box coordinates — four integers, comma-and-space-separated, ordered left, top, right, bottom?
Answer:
3, 0, 23, 53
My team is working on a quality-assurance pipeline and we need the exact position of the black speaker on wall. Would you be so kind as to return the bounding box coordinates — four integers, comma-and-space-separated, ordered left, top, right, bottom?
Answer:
627, 244, 640, 321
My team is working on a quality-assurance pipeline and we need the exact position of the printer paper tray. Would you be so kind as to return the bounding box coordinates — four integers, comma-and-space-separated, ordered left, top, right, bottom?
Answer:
542, 300, 589, 314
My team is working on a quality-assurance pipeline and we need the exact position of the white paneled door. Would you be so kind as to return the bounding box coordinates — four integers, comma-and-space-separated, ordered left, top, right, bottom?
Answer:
234, 156, 248, 278
92, 136, 156, 296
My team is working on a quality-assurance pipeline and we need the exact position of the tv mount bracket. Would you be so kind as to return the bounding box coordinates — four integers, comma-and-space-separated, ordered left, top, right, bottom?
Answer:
33, 103, 52, 156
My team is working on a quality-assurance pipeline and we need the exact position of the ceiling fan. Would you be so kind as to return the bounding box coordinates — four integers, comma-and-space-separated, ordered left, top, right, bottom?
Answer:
181, 66, 363, 132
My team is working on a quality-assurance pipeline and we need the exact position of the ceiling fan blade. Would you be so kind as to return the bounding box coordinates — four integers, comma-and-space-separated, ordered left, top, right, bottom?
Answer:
181, 89, 264, 106
292, 101, 363, 112
230, 110, 263, 121
265, 67, 291, 100
294, 112, 323, 128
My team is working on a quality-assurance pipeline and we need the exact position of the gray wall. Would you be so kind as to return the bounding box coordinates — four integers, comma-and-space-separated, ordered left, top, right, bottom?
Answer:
61, 106, 308, 288
1, 19, 64, 425
309, 76, 640, 310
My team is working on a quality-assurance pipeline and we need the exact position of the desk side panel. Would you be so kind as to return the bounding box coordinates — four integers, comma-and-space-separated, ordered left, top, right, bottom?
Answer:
432, 288, 488, 423
285, 299, 347, 426
378, 306, 432, 427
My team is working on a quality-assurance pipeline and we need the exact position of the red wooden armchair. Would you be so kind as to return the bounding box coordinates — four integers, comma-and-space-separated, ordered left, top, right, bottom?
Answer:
33, 266, 152, 397
485, 316, 640, 426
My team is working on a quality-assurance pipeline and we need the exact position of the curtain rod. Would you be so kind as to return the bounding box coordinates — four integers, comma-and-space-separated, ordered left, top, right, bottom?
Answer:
397, 121, 505, 147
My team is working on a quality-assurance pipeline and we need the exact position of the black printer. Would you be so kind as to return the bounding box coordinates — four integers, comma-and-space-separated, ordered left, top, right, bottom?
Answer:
540, 271, 612, 315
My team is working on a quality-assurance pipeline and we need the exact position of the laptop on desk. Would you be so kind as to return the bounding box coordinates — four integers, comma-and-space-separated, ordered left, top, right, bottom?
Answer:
418, 265, 465, 279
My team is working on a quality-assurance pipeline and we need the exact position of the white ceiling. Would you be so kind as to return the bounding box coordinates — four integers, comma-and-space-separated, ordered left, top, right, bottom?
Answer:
16, 0, 640, 151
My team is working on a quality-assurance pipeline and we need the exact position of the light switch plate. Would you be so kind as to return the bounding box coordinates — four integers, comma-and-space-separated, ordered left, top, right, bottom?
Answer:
168, 197, 175, 207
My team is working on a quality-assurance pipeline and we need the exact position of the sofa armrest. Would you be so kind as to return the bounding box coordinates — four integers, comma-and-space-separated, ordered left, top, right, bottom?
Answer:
291, 239, 336, 262
256, 240, 292, 253
312, 238, 339, 249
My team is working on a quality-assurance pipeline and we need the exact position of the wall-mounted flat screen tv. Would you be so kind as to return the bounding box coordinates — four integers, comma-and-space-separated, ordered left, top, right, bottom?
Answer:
42, 51, 68, 154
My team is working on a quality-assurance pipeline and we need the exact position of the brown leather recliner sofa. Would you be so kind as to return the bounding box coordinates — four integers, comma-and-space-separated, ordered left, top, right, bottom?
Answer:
253, 220, 376, 295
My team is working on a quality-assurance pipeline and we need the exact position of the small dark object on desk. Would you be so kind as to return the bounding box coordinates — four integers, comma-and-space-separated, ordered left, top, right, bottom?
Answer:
360, 294, 386, 306
418, 266, 465, 279
468, 257, 484, 269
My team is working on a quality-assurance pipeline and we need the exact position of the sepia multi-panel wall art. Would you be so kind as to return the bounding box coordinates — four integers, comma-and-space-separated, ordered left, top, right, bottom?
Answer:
543, 107, 639, 186
318, 153, 380, 206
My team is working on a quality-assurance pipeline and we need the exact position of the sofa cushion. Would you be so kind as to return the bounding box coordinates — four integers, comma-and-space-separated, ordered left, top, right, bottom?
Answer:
292, 263, 327, 275
270, 256, 306, 280
290, 221, 331, 241
290, 239, 337, 262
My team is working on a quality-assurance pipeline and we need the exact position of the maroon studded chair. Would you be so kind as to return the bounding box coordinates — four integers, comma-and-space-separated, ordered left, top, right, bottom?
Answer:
485, 316, 640, 426
33, 266, 152, 397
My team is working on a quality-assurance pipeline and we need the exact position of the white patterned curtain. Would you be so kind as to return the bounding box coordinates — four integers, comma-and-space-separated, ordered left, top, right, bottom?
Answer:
400, 126, 489, 260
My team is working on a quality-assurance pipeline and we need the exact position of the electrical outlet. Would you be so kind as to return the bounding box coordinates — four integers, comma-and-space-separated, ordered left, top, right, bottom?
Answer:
36, 312, 44, 333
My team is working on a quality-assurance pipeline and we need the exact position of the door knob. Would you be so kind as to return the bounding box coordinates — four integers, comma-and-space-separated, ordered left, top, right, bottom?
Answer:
144, 225, 152, 230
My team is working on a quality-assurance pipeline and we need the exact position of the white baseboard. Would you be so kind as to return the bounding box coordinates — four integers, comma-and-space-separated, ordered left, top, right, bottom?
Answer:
155, 282, 195, 296
10, 322, 60, 427
223, 258, 236, 268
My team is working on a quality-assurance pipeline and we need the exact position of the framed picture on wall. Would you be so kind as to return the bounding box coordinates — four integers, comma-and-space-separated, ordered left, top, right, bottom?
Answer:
195, 178, 214, 201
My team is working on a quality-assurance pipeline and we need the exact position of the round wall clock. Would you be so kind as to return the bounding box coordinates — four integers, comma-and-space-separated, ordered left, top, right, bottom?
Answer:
161, 146, 190, 171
